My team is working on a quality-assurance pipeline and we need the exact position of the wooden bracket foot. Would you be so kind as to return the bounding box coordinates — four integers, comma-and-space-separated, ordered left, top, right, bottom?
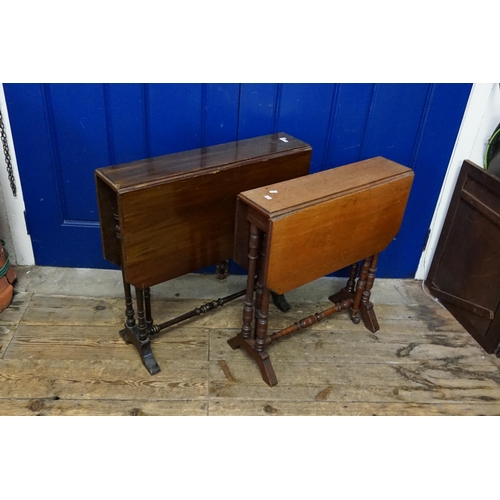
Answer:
119, 324, 161, 375
328, 290, 379, 332
360, 302, 380, 333
271, 292, 291, 312
216, 260, 230, 280
227, 333, 278, 387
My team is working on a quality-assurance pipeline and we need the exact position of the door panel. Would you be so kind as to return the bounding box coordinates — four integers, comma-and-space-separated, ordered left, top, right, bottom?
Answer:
276, 83, 337, 173
48, 84, 110, 221
238, 83, 280, 138
4, 83, 472, 276
372, 84, 473, 277
326, 83, 374, 168
106, 84, 148, 164
360, 84, 431, 164
147, 83, 204, 157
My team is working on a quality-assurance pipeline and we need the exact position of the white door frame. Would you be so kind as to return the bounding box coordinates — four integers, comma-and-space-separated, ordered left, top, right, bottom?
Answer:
415, 83, 500, 280
0, 84, 34, 265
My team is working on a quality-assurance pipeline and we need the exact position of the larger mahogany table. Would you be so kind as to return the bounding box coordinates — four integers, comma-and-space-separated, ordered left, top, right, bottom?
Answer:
229, 157, 414, 386
95, 133, 311, 374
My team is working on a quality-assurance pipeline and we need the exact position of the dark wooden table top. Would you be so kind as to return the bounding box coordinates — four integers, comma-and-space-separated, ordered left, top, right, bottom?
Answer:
96, 133, 311, 193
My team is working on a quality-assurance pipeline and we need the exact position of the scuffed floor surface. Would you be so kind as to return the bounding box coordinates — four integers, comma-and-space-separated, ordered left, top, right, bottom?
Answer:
1, 271, 500, 416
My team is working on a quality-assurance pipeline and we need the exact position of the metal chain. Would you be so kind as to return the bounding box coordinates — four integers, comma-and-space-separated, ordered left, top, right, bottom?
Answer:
0, 107, 17, 197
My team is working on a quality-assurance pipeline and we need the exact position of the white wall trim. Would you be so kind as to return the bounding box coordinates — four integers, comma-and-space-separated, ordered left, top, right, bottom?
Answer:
415, 83, 500, 280
0, 85, 35, 265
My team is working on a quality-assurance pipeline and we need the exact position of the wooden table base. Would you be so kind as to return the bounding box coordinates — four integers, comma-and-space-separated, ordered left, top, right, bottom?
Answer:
228, 224, 382, 386
328, 256, 380, 334
227, 297, 353, 386
118, 261, 292, 375
118, 263, 246, 374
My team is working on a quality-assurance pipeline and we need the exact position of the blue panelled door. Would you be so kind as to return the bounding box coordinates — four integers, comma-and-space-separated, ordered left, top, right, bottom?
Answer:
4, 83, 471, 278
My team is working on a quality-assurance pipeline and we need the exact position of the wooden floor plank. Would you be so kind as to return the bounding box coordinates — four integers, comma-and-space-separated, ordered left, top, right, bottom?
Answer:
4, 324, 209, 362
1, 279, 499, 416
210, 330, 486, 366
20, 294, 466, 335
21, 295, 124, 326
0, 292, 32, 326
209, 324, 477, 348
0, 292, 32, 359
178, 300, 469, 334
208, 359, 500, 404
0, 359, 208, 401
0, 325, 17, 360
0, 398, 208, 416
209, 399, 500, 416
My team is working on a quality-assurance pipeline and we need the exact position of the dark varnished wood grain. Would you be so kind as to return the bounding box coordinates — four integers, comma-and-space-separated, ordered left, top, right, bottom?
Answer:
426, 160, 500, 355
97, 133, 309, 191
95, 133, 311, 287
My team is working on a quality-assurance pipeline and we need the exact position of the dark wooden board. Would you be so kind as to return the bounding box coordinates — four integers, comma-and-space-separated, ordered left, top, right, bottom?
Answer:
95, 133, 311, 287
426, 160, 500, 354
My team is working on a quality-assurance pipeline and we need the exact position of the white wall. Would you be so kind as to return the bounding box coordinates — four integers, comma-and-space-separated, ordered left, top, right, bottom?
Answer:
415, 83, 500, 280
0, 85, 34, 265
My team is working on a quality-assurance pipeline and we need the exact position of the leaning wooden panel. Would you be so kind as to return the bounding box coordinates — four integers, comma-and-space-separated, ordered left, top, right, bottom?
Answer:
425, 160, 500, 354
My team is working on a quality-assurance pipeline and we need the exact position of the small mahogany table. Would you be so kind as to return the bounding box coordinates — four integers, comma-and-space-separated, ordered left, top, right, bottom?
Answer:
95, 133, 311, 374
229, 157, 414, 386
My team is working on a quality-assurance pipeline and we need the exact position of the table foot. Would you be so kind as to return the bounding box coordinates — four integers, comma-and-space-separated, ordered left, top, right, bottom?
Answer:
216, 260, 230, 280
227, 333, 278, 387
359, 302, 379, 333
271, 292, 291, 312
329, 287, 357, 324
328, 288, 352, 303
328, 290, 379, 332
119, 324, 161, 375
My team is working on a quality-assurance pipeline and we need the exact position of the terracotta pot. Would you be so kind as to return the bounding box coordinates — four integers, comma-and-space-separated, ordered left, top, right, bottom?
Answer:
0, 242, 16, 313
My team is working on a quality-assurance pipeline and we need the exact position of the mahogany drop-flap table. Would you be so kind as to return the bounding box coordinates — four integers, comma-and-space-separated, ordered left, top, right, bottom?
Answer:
95, 133, 311, 374
229, 157, 414, 386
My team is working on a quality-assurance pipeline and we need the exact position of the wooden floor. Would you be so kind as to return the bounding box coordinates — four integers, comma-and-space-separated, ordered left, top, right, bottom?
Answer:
1, 276, 500, 416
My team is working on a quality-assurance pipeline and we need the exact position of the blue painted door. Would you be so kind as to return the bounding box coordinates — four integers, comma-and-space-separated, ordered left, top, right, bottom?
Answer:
4, 83, 471, 278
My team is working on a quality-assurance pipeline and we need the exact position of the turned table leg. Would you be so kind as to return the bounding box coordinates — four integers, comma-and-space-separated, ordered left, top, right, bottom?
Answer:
251, 226, 277, 386
144, 287, 154, 333
329, 261, 359, 303
229, 223, 260, 343
121, 268, 136, 330
227, 224, 277, 387
350, 257, 371, 324
253, 284, 277, 387
359, 254, 380, 333
120, 284, 161, 375
254, 232, 266, 330
256, 233, 290, 314
328, 256, 380, 334
347, 262, 359, 294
